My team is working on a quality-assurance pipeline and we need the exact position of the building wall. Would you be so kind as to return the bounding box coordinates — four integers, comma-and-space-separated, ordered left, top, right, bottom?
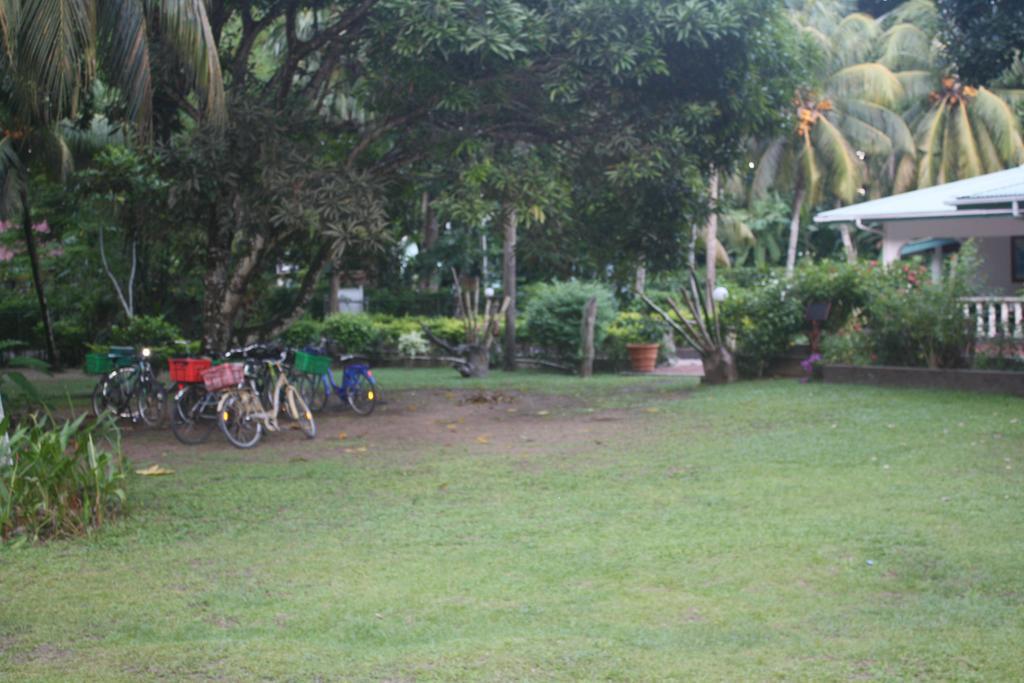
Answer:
974, 236, 1020, 295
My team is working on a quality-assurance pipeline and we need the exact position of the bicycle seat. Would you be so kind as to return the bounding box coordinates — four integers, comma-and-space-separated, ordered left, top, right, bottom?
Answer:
338, 354, 370, 364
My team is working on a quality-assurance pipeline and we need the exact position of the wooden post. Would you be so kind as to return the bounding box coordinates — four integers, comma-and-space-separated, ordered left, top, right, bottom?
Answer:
502, 204, 518, 371
580, 296, 597, 378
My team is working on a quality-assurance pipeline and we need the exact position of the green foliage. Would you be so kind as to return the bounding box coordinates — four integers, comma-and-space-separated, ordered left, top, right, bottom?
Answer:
603, 312, 667, 361
375, 315, 464, 348
820, 321, 873, 366
109, 315, 180, 347
720, 274, 803, 377
523, 281, 617, 363
1, 413, 127, 542
322, 314, 379, 355
397, 331, 430, 358
792, 260, 874, 332
860, 251, 979, 368
281, 318, 326, 349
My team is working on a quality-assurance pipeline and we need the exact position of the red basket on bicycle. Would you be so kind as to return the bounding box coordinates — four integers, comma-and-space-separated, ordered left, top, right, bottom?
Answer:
200, 362, 245, 391
168, 357, 213, 383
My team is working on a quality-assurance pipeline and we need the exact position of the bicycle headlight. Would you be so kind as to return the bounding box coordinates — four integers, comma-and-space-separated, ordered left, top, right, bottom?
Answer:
142, 347, 152, 358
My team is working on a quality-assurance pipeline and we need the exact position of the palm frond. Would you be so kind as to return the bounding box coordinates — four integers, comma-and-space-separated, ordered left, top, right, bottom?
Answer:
0, 0, 20, 63
915, 103, 945, 187
800, 132, 822, 205
879, 0, 939, 34
813, 114, 862, 203
151, 0, 226, 125
830, 13, 879, 69
834, 111, 892, 157
839, 98, 915, 155
969, 87, 1024, 167
16, 0, 95, 123
831, 62, 904, 108
895, 70, 936, 102
878, 23, 932, 72
0, 135, 22, 218
972, 119, 1002, 174
891, 153, 917, 193
98, 0, 152, 136
751, 136, 786, 200
951, 99, 982, 180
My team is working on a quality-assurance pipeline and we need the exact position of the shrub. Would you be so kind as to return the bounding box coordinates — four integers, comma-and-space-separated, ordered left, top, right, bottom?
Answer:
719, 274, 803, 377
523, 281, 617, 363
322, 313, 378, 354
792, 261, 873, 332
603, 311, 667, 361
862, 256, 977, 368
109, 315, 181, 347
397, 330, 429, 357
1, 413, 127, 542
281, 318, 326, 348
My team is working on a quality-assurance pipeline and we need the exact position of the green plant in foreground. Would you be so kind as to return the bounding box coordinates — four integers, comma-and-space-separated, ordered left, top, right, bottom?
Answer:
1, 412, 127, 542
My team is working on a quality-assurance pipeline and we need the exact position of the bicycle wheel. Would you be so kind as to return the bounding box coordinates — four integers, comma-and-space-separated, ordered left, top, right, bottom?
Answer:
285, 386, 317, 439
296, 373, 329, 413
171, 384, 217, 445
137, 381, 167, 427
345, 372, 377, 416
93, 368, 136, 419
218, 392, 264, 449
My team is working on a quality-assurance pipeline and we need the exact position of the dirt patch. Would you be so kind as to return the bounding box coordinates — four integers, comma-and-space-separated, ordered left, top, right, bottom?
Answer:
120, 385, 693, 470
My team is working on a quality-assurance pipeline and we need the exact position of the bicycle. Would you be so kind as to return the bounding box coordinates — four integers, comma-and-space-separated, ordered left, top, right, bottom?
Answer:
216, 349, 317, 448
90, 346, 166, 426
293, 346, 379, 416
168, 344, 280, 445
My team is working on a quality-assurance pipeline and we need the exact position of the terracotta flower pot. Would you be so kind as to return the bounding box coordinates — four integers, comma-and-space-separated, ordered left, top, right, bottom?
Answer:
626, 343, 659, 373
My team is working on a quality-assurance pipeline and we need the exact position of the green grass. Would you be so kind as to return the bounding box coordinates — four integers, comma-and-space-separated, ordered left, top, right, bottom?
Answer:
1, 373, 1023, 680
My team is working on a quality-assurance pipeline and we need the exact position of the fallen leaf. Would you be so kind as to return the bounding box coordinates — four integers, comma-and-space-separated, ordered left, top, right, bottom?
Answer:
476, 436, 491, 444
537, 410, 550, 416
356, 447, 368, 453
135, 464, 174, 476
507, 408, 518, 413
644, 407, 660, 413
446, 423, 458, 431
338, 431, 347, 442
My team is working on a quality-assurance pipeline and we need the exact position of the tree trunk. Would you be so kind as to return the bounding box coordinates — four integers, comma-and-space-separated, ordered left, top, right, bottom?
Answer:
839, 223, 857, 263
501, 203, 517, 371
464, 345, 490, 377
705, 169, 719, 292
785, 186, 806, 277
580, 296, 597, 378
419, 192, 440, 292
202, 207, 233, 353
634, 260, 646, 295
19, 188, 59, 368
701, 346, 738, 385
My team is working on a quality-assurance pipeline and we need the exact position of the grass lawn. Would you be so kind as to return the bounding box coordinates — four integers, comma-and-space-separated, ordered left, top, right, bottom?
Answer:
1, 370, 1022, 680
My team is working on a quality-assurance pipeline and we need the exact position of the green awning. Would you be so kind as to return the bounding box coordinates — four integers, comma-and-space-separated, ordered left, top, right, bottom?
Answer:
900, 238, 960, 257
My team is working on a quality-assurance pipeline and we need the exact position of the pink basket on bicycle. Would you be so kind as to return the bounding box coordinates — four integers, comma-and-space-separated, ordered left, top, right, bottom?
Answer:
200, 362, 245, 391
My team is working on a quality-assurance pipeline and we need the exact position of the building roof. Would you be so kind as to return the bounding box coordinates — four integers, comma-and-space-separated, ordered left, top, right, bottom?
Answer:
814, 165, 1024, 224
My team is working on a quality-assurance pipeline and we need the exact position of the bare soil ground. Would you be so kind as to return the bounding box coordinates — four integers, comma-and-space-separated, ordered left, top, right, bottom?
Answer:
119, 385, 692, 469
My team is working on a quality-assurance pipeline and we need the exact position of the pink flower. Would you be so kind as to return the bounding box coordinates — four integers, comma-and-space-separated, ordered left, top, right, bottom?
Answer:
32, 220, 50, 234
48, 246, 64, 258
0, 220, 9, 233
0, 246, 14, 262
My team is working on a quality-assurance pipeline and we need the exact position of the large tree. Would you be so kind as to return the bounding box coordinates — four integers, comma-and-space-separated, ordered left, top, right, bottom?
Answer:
937, 0, 1024, 85
0, 0, 225, 364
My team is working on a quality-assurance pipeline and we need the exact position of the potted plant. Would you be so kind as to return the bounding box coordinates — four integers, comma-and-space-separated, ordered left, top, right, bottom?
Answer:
622, 313, 665, 373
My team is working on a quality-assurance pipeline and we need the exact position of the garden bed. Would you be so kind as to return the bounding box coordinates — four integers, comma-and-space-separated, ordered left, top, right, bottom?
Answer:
822, 363, 1024, 397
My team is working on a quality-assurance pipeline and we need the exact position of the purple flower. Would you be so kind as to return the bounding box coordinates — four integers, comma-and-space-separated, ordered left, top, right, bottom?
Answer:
32, 220, 50, 234
0, 220, 10, 233
0, 246, 15, 262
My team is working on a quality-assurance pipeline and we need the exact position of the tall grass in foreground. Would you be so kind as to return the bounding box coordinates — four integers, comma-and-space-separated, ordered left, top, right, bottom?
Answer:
1, 413, 126, 542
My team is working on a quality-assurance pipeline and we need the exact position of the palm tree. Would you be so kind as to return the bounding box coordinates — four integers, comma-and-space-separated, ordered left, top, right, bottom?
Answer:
752, 7, 918, 273
0, 1, 225, 365
909, 77, 1024, 187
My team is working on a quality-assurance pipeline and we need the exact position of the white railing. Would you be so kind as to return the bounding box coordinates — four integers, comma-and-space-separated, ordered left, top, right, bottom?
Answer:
961, 297, 1024, 339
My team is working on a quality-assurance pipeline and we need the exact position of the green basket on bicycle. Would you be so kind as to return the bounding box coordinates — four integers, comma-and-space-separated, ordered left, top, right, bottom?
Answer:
84, 353, 113, 374
294, 350, 331, 375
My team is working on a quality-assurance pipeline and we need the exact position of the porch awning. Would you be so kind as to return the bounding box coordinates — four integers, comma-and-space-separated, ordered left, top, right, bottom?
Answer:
899, 238, 960, 257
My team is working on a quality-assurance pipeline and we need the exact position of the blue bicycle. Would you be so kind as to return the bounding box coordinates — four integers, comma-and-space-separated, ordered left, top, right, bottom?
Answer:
294, 348, 379, 416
